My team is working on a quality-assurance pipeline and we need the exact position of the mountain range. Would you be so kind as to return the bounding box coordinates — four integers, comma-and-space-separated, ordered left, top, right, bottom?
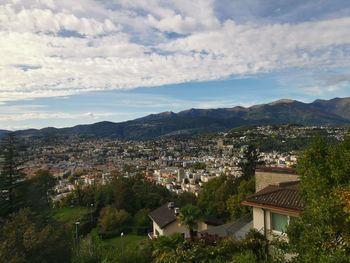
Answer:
2, 97, 350, 140
0, 130, 10, 137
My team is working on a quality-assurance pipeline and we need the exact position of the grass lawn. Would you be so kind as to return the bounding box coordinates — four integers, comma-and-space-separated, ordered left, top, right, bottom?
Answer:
50, 207, 90, 225
50, 208, 147, 250
102, 234, 147, 250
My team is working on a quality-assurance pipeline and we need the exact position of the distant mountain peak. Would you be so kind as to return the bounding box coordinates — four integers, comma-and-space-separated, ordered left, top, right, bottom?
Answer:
179, 108, 197, 113
8, 97, 350, 140
313, 97, 349, 103
136, 111, 176, 122
160, 111, 175, 116
268, 99, 296, 105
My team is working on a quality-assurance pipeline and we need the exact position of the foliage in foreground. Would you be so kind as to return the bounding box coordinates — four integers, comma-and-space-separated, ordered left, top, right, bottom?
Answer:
151, 230, 268, 263
287, 136, 350, 262
73, 230, 269, 263
0, 134, 26, 217
178, 204, 201, 241
0, 208, 72, 263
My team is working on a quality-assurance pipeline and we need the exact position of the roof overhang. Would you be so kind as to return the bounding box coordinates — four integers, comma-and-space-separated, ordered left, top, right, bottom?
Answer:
148, 214, 176, 229
241, 201, 301, 216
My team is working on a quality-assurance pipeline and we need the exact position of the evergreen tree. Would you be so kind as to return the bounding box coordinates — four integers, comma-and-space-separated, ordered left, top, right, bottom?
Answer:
0, 208, 72, 263
26, 169, 56, 210
0, 134, 25, 217
238, 144, 262, 181
287, 136, 350, 262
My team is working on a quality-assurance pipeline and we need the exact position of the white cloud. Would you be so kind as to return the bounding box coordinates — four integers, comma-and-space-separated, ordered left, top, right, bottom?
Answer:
0, 0, 349, 103
145, 0, 220, 34
302, 84, 343, 95
0, 5, 119, 35
0, 109, 118, 121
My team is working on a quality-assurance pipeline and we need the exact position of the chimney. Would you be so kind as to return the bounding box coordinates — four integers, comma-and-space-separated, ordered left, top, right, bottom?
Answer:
168, 202, 175, 209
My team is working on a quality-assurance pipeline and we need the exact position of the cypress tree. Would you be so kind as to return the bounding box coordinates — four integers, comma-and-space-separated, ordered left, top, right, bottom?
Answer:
238, 144, 262, 181
0, 134, 25, 217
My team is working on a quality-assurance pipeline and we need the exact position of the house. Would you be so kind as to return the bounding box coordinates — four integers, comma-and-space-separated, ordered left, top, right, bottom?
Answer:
148, 202, 219, 239
255, 166, 300, 192
200, 213, 252, 239
242, 167, 303, 241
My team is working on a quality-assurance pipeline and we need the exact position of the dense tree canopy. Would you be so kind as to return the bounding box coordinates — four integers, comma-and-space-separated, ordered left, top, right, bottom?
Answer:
226, 177, 255, 220
0, 134, 26, 217
98, 206, 131, 233
150, 230, 267, 263
178, 204, 201, 241
62, 175, 172, 216
0, 208, 71, 263
25, 169, 56, 210
287, 136, 350, 262
197, 175, 235, 220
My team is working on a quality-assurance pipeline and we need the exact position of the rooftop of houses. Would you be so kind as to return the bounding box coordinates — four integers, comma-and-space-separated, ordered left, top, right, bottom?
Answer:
242, 181, 303, 214
149, 202, 223, 230
255, 166, 298, 175
148, 202, 179, 229
201, 213, 252, 239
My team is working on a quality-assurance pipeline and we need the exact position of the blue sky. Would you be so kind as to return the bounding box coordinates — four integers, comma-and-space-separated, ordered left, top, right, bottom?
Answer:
1, 0, 350, 129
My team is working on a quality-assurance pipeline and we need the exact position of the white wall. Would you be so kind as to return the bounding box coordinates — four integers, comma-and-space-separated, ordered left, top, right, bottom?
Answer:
253, 207, 265, 231
153, 220, 209, 239
252, 207, 292, 242
162, 221, 190, 238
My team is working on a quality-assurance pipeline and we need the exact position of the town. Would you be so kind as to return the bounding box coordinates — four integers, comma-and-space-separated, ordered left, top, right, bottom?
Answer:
1, 1, 350, 262
18, 125, 349, 202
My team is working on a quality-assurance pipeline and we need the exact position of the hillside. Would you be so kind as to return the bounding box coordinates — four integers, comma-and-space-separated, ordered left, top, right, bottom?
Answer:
6, 97, 350, 140
0, 130, 10, 138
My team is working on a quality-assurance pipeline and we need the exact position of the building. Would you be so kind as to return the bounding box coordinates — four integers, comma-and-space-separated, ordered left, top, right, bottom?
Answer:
148, 202, 219, 239
200, 213, 252, 239
242, 167, 303, 241
255, 166, 300, 192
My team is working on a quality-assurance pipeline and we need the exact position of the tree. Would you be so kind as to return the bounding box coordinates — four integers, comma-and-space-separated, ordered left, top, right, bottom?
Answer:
178, 204, 201, 241
0, 208, 71, 263
71, 231, 115, 263
98, 206, 131, 233
62, 175, 171, 215
0, 134, 25, 217
192, 162, 206, 170
134, 208, 152, 232
234, 251, 258, 263
174, 191, 197, 207
111, 177, 136, 213
197, 176, 224, 213
238, 144, 262, 181
151, 230, 269, 263
226, 177, 255, 219
26, 169, 56, 210
152, 234, 184, 263
287, 136, 350, 262
197, 175, 236, 220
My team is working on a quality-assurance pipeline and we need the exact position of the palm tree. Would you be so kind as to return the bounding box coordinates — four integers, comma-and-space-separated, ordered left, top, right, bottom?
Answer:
178, 204, 201, 241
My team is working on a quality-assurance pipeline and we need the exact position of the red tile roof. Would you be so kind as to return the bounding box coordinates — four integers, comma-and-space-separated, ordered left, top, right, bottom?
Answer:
255, 166, 298, 175
242, 181, 303, 213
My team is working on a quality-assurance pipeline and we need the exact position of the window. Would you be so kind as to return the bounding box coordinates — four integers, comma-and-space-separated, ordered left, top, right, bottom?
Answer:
271, 212, 289, 233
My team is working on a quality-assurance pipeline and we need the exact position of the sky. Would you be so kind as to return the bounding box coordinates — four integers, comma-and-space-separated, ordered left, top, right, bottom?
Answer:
1, 0, 350, 130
